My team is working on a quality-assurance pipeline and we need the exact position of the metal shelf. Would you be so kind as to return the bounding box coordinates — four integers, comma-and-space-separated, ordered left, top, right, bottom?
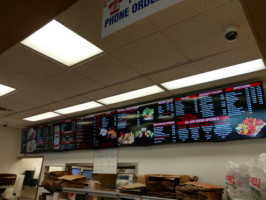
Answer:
62, 187, 175, 200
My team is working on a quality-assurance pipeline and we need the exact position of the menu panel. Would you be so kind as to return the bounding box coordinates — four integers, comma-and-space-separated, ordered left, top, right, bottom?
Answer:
153, 99, 177, 144
60, 119, 76, 150
76, 116, 96, 149
53, 124, 61, 151
20, 129, 28, 153
95, 111, 117, 149
44, 124, 54, 152
35, 126, 45, 152
175, 81, 266, 142
117, 104, 155, 146
219, 82, 266, 140
117, 99, 177, 146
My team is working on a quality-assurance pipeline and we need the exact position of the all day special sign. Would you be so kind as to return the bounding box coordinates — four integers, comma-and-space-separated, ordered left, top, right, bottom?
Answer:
102, 0, 183, 37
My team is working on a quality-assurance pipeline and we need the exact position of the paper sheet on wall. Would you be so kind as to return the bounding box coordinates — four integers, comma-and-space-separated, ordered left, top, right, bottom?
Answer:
93, 149, 118, 174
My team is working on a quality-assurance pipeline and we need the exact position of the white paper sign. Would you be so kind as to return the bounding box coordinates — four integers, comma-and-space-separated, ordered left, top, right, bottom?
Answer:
102, 0, 183, 38
93, 149, 118, 174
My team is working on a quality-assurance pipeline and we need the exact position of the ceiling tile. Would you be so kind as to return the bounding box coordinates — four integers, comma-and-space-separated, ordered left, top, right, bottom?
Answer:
162, 0, 256, 60
10, 108, 48, 119
39, 102, 69, 112
148, 44, 262, 84
0, 36, 15, 54
147, 0, 230, 29
25, 0, 79, 16
0, 117, 32, 127
57, 96, 91, 107
0, 117, 30, 126
23, 82, 76, 101
74, 54, 139, 86
0, 0, 50, 41
0, 98, 31, 112
134, 92, 172, 105
55, 105, 109, 119
3, 91, 52, 108
0, 45, 66, 80
110, 78, 156, 93
56, 0, 158, 51
106, 99, 140, 110
45, 70, 102, 95
82, 88, 120, 101
110, 32, 187, 74
0, 65, 39, 90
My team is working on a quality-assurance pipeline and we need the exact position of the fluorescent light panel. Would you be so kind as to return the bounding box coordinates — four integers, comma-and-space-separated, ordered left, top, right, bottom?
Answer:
55, 101, 102, 115
21, 20, 103, 66
0, 84, 15, 96
161, 59, 265, 90
24, 112, 60, 122
98, 85, 164, 105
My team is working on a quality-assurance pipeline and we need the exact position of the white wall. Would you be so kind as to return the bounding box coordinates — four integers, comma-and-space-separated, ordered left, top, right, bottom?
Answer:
39, 138, 266, 199
19, 158, 43, 179
0, 126, 21, 174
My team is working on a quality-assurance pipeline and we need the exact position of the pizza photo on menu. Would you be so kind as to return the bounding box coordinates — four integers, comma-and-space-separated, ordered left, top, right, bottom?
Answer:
235, 117, 266, 137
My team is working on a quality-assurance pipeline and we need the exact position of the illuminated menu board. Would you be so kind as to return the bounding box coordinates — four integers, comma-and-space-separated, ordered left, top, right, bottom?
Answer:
53, 124, 61, 151
95, 111, 117, 149
44, 124, 54, 151
35, 125, 45, 152
44, 123, 60, 152
117, 99, 176, 146
27, 128, 36, 153
153, 99, 177, 144
76, 116, 96, 149
117, 105, 154, 146
20, 129, 28, 153
175, 81, 266, 142
60, 119, 75, 150
20, 81, 266, 154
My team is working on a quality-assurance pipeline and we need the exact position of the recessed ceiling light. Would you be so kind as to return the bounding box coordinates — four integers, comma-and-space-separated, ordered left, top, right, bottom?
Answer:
24, 112, 60, 122
98, 85, 164, 105
161, 59, 265, 90
0, 84, 15, 96
54, 101, 102, 115
21, 20, 103, 66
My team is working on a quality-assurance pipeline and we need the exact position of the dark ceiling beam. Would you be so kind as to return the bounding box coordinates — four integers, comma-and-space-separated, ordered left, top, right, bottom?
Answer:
0, 0, 79, 55
240, 0, 266, 63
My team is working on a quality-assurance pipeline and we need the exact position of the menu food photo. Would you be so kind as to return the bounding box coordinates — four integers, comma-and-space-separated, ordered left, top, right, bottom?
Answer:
95, 111, 117, 149
20, 81, 266, 154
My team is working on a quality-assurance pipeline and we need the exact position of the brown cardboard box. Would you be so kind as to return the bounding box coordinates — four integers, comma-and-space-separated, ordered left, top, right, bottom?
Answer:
175, 182, 224, 200
136, 175, 146, 184
57, 175, 87, 188
145, 174, 197, 184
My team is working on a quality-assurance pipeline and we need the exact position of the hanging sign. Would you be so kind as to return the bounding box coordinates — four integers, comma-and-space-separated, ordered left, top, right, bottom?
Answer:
93, 149, 118, 174
102, 0, 183, 38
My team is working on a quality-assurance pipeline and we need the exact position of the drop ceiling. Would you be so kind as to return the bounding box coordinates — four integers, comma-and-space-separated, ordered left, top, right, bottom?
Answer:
0, 0, 264, 128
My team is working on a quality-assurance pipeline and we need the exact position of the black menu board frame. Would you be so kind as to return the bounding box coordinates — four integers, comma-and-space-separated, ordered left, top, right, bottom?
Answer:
20, 80, 266, 154
174, 81, 266, 143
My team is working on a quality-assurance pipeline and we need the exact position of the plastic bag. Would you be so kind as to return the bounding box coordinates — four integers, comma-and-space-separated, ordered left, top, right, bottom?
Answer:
226, 161, 254, 199
249, 153, 266, 200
